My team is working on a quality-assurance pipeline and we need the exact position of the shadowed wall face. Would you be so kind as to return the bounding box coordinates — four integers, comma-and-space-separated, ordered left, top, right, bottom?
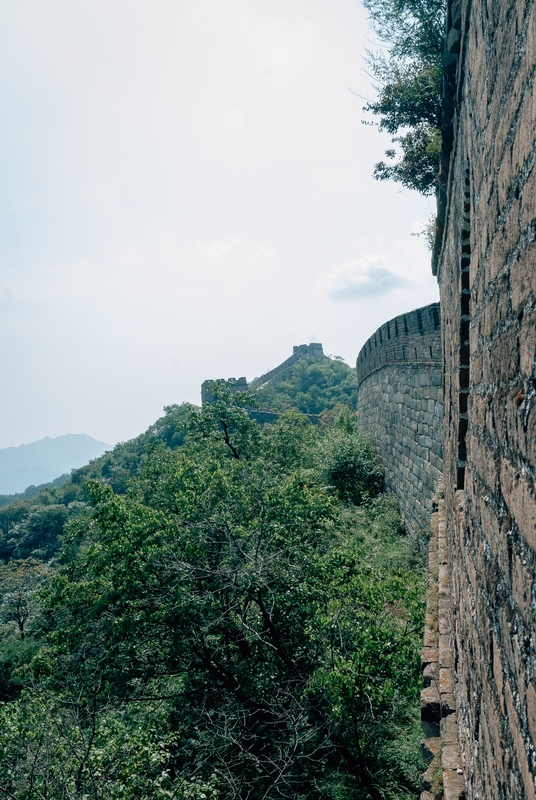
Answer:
437, 2, 536, 797
356, 304, 443, 532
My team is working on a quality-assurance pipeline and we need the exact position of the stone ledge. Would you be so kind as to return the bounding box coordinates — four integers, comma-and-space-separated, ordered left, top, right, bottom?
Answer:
442, 770, 465, 800
420, 481, 466, 799
421, 736, 441, 762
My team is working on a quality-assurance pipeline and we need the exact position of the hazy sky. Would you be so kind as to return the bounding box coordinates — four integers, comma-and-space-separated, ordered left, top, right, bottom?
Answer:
0, 0, 438, 448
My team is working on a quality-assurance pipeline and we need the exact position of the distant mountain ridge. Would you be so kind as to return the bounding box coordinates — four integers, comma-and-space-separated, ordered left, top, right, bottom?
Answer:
0, 434, 111, 495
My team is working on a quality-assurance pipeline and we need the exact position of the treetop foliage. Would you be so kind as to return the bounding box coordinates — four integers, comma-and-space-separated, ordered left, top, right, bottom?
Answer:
0, 356, 355, 567
0, 395, 426, 800
253, 356, 356, 416
362, 0, 447, 196
362, 0, 447, 57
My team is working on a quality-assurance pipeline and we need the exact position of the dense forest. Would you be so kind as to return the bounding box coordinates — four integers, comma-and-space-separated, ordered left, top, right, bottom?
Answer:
0, 362, 428, 800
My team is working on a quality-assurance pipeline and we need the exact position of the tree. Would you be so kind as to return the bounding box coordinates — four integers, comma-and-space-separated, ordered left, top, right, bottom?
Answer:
0, 688, 219, 800
316, 408, 384, 504
362, 0, 447, 195
0, 559, 47, 639
24, 403, 424, 800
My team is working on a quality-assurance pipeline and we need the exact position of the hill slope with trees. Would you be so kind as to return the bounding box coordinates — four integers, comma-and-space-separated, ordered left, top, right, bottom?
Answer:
0, 354, 429, 799
0, 390, 425, 800
253, 355, 356, 416
0, 354, 356, 566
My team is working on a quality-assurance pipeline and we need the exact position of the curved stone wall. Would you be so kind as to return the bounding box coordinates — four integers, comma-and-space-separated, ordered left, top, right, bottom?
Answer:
356, 303, 443, 532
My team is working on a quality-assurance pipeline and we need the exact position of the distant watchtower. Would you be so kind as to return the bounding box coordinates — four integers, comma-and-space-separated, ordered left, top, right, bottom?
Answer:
292, 343, 324, 358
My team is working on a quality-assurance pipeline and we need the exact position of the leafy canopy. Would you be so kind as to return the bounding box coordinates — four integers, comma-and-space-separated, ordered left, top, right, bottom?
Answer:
0, 356, 355, 567
362, 0, 447, 195
0, 399, 426, 800
253, 356, 357, 415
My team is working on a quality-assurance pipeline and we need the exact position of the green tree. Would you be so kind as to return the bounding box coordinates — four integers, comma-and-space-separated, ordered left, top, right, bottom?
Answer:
0, 688, 219, 800
362, 0, 446, 195
316, 408, 384, 504
0, 362, 356, 572
0, 405, 193, 567
0, 558, 47, 640
17, 403, 424, 800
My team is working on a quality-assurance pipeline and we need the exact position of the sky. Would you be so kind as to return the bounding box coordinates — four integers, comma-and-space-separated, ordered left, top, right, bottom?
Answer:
0, 0, 439, 449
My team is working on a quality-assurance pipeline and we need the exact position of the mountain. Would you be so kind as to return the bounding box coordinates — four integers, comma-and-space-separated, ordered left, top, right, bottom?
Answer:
0, 434, 111, 495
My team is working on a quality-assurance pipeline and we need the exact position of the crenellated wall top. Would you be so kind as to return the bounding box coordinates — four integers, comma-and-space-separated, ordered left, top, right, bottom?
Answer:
356, 302, 441, 386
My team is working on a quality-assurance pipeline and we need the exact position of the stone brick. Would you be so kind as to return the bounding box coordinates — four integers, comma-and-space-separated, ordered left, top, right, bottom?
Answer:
439, 667, 454, 695
441, 712, 460, 745
511, 550, 533, 624
421, 737, 441, 762
527, 682, 536, 747
511, 243, 536, 315
439, 634, 453, 670
442, 743, 462, 771
519, 309, 536, 379
501, 456, 536, 551
442, 770, 466, 800
356, 309, 442, 532
422, 647, 439, 666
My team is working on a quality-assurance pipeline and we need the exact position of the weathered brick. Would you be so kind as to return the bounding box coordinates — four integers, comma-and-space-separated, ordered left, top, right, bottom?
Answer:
432, 6, 536, 796
501, 456, 536, 552
356, 305, 442, 532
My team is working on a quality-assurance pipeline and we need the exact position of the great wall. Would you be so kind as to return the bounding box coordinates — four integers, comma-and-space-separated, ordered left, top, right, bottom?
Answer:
355, 1, 536, 797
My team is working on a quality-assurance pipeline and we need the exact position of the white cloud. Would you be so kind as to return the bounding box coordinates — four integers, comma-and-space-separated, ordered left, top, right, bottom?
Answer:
321, 256, 408, 299
181, 238, 246, 259
318, 238, 434, 301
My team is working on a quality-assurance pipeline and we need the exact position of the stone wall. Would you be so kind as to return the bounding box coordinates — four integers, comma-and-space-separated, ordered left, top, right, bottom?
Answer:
436, 1, 536, 797
250, 343, 325, 390
356, 304, 443, 532
201, 377, 248, 405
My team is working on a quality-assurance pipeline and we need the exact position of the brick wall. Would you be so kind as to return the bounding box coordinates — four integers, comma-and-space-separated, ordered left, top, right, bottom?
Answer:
356, 304, 443, 532
436, 1, 536, 797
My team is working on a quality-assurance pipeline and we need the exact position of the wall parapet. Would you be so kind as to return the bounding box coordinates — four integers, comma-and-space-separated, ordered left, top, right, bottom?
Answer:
420, 483, 466, 800
356, 303, 441, 387
356, 303, 443, 532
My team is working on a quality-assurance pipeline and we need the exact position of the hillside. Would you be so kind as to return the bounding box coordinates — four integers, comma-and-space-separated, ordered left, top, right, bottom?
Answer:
0, 393, 425, 800
0, 434, 111, 495
0, 405, 189, 563
0, 356, 357, 566
253, 354, 356, 415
